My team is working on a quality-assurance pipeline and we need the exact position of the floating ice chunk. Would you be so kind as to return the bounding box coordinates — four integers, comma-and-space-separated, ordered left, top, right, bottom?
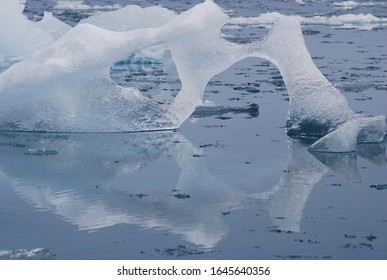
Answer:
309, 116, 386, 153
303, 13, 387, 30
229, 12, 387, 30
230, 12, 283, 27
333, 1, 387, 11
333, 1, 362, 10
0, 248, 54, 260
24, 148, 58, 156
357, 115, 387, 143
54, 0, 121, 12
191, 103, 259, 119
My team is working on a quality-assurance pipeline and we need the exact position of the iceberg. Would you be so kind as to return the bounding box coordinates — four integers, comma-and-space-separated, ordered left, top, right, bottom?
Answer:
256, 14, 386, 150
0, 1, 258, 132
0, 0, 385, 151
0, 0, 70, 60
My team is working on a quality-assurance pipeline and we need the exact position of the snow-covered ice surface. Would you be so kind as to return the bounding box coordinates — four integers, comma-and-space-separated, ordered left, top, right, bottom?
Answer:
0, 0, 386, 259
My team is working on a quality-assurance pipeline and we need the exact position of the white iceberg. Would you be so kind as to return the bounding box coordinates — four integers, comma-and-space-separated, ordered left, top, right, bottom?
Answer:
0, 0, 70, 59
256, 15, 386, 151
0, 0, 384, 152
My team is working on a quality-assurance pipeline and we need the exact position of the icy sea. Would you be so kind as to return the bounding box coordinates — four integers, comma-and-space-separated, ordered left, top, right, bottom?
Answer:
0, 0, 386, 260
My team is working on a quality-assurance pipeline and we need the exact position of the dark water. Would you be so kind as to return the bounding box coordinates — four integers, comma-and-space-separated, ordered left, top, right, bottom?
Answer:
0, 0, 386, 259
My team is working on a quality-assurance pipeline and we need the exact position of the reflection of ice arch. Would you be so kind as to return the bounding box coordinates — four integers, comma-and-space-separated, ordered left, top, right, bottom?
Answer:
1, 131, 385, 248
251, 138, 386, 233
0, 131, 242, 249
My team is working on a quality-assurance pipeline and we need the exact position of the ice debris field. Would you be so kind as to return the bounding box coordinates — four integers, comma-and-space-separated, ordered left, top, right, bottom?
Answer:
0, 0, 386, 153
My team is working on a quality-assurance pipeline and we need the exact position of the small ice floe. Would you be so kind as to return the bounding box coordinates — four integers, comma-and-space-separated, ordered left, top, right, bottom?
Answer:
24, 148, 58, 156
230, 12, 387, 30
309, 116, 386, 153
191, 103, 259, 119
333, 1, 387, 11
0, 248, 55, 260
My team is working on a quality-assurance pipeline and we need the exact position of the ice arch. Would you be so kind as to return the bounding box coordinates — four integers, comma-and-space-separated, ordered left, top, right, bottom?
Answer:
0, 0, 385, 151
0, 0, 260, 132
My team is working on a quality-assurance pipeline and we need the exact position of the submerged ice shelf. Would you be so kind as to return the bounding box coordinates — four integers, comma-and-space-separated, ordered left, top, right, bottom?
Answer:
0, 0, 385, 152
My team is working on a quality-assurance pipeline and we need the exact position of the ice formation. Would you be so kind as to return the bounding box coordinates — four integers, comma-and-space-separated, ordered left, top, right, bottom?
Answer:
258, 15, 356, 135
0, 0, 70, 59
0, 0, 259, 132
256, 15, 386, 151
0, 0, 385, 151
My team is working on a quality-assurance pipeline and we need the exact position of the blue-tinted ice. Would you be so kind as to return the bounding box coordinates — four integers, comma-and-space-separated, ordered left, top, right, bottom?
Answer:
0, 0, 385, 152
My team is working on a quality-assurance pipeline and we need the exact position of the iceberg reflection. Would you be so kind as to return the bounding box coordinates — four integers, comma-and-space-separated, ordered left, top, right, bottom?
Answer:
0, 132, 385, 248
252, 138, 386, 232
0, 131, 242, 248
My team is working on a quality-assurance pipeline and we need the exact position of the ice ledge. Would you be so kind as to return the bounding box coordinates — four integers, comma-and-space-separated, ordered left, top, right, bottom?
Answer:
309, 115, 386, 153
